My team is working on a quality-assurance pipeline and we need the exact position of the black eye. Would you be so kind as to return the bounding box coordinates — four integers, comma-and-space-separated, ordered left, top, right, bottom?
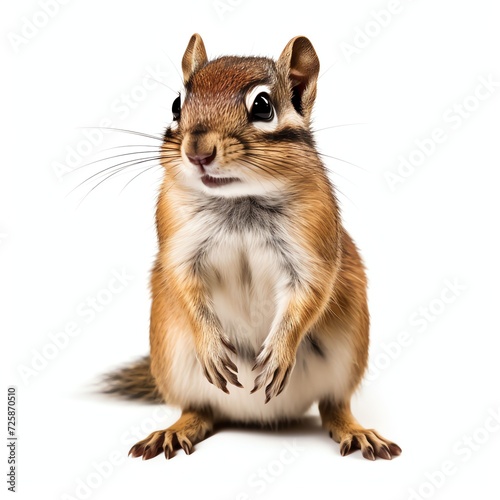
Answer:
172, 95, 181, 121
251, 92, 274, 122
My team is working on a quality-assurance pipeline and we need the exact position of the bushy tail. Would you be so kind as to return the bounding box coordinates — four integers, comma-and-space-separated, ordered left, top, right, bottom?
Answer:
102, 356, 163, 403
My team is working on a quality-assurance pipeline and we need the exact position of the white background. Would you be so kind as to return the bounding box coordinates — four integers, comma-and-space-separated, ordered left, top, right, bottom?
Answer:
2, 0, 500, 499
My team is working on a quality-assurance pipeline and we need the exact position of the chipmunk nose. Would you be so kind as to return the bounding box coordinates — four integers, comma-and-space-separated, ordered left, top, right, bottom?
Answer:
186, 147, 217, 168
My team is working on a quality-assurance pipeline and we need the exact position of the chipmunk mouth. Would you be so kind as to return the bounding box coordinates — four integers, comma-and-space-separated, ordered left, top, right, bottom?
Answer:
201, 174, 240, 188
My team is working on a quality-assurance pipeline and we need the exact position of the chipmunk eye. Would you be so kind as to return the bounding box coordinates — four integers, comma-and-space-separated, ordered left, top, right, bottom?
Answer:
172, 95, 181, 121
250, 92, 274, 122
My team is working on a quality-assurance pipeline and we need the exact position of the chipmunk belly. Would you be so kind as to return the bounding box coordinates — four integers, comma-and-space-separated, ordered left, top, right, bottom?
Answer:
167, 223, 351, 423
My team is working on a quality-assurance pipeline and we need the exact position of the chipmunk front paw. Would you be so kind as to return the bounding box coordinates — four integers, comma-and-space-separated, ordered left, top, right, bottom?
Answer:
196, 335, 242, 393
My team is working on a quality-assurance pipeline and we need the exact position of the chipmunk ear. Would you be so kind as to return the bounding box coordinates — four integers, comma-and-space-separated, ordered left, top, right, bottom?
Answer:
182, 33, 208, 84
278, 36, 320, 120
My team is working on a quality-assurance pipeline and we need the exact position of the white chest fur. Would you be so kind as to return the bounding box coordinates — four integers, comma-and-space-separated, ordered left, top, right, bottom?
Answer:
208, 231, 287, 355
169, 196, 294, 358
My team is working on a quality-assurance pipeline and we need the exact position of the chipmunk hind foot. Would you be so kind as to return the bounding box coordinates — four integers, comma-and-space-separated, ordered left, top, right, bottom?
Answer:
319, 399, 402, 461
129, 409, 214, 460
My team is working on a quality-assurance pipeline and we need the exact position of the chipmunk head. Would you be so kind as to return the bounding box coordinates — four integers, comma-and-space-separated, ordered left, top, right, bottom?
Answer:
163, 33, 320, 197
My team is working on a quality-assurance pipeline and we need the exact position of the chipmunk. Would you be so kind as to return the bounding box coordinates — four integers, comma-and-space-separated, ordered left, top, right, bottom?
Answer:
106, 33, 401, 461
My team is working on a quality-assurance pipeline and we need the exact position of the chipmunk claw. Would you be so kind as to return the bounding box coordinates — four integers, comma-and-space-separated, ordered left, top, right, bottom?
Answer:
251, 344, 295, 403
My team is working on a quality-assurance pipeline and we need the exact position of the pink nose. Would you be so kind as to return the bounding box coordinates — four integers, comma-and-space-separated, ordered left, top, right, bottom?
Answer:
186, 147, 216, 168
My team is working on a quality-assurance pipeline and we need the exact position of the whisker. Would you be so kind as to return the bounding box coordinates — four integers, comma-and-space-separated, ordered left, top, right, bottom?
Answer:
162, 50, 184, 86
243, 154, 287, 180
64, 149, 164, 177
120, 164, 164, 194
102, 144, 167, 151
313, 123, 367, 133
322, 166, 356, 185
159, 165, 186, 197
147, 77, 179, 95
69, 155, 173, 197
244, 149, 350, 196
318, 59, 338, 80
243, 139, 365, 177
62, 132, 180, 179
76, 157, 167, 207
317, 151, 366, 171
245, 151, 313, 172
241, 154, 330, 194
332, 186, 355, 209
237, 158, 282, 191
78, 126, 165, 142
